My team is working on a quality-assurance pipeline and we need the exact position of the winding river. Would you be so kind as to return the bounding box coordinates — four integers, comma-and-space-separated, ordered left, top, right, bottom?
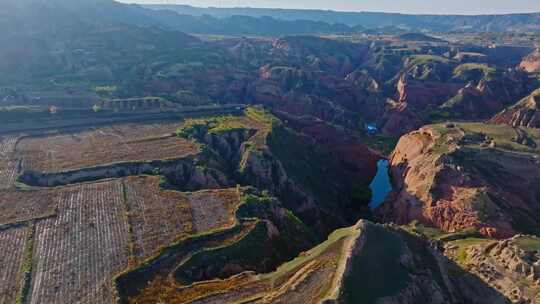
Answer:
369, 159, 393, 209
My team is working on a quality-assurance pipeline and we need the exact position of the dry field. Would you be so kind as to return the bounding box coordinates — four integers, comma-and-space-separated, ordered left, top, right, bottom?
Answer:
187, 188, 242, 234
3, 178, 247, 304
124, 176, 244, 260
123, 176, 194, 261
0, 136, 20, 189
0, 225, 30, 304
29, 181, 130, 304
0, 189, 57, 225
0, 166, 245, 302
0, 115, 261, 303
17, 122, 199, 173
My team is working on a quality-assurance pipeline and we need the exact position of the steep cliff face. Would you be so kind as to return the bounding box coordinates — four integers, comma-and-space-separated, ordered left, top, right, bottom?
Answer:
441, 71, 532, 120
163, 220, 509, 304
491, 88, 540, 128
249, 64, 382, 130
380, 98, 425, 136
379, 58, 536, 136
379, 72, 462, 136
396, 74, 463, 109
239, 122, 379, 235
378, 123, 540, 238
173, 108, 380, 236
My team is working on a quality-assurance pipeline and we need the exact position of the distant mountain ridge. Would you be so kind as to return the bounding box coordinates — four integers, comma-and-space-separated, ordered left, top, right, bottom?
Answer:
145, 4, 540, 32
4, 0, 540, 37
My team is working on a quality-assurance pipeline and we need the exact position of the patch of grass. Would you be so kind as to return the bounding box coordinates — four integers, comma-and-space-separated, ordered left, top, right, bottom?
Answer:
429, 110, 453, 122
408, 55, 450, 66
404, 221, 448, 239
457, 123, 540, 155
453, 63, 496, 78
16, 223, 35, 304
448, 238, 491, 266
245, 107, 278, 127
514, 236, 540, 252
361, 134, 399, 156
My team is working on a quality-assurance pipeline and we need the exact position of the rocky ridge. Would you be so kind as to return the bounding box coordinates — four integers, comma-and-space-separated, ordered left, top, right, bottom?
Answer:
444, 235, 540, 303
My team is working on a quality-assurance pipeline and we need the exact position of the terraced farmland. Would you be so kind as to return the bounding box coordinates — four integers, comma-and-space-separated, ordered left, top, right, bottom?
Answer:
0, 136, 20, 189
18, 122, 199, 173
29, 181, 130, 304
123, 176, 244, 261
0, 189, 56, 225
139, 222, 356, 304
123, 176, 194, 261
0, 109, 337, 304
0, 225, 30, 304
187, 188, 242, 233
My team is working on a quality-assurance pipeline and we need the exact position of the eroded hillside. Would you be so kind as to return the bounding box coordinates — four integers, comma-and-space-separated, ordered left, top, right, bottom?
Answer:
151, 220, 509, 304
379, 123, 540, 238
0, 107, 379, 303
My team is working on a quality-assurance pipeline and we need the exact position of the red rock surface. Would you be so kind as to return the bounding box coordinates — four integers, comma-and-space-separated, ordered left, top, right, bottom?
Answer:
378, 123, 540, 238
490, 88, 540, 128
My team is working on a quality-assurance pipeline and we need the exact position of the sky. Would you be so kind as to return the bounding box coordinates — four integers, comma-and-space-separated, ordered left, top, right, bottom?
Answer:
120, 0, 540, 15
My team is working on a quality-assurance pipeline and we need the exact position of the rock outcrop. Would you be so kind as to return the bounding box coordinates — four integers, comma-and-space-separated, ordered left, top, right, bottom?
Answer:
445, 235, 540, 303
378, 123, 540, 238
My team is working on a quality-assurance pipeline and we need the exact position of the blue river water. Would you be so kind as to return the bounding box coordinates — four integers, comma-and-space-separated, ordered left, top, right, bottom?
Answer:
369, 159, 393, 209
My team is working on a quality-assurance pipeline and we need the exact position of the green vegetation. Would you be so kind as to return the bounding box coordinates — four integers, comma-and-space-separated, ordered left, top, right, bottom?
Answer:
267, 126, 344, 208
457, 123, 540, 155
176, 122, 209, 139
244, 107, 278, 127
429, 109, 452, 122
448, 238, 492, 266
92, 104, 102, 113
94, 85, 118, 93
237, 193, 317, 243
175, 113, 253, 139
408, 55, 450, 66
404, 221, 482, 242
454, 63, 496, 77
514, 236, 540, 252
16, 223, 35, 304
361, 134, 399, 156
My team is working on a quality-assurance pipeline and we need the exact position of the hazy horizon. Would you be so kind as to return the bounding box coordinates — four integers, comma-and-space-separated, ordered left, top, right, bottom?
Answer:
118, 0, 540, 15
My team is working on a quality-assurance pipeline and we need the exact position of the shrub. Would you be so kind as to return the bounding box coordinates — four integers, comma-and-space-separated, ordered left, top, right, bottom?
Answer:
351, 186, 372, 205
